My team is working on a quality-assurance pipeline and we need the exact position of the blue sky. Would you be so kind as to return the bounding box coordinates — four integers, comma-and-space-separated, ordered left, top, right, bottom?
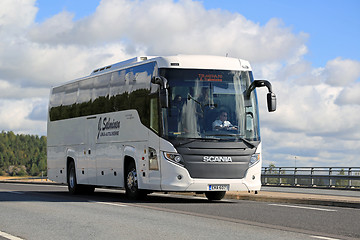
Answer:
35, 0, 360, 68
1, 0, 360, 167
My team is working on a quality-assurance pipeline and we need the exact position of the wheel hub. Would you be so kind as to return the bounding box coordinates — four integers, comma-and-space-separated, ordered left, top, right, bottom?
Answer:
69, 171, 75, 188
127, 169, 137, 191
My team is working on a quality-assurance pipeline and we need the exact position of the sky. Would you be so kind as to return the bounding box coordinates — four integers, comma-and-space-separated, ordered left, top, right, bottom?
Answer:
0, 0, 359, 167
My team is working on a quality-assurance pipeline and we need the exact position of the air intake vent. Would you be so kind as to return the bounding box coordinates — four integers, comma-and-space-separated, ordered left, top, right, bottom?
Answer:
90, 56, 148, 76
91, 65, 112, 75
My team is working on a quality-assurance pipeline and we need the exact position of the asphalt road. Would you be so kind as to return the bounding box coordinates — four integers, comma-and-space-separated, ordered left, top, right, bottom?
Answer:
0, 183, 359, 240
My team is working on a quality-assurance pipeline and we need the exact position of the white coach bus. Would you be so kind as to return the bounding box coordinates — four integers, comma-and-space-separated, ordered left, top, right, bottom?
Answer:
47, 55, 276, 200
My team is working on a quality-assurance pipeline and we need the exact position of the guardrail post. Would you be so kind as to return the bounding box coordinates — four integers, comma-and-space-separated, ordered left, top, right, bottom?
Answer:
311, 167, 314, 186
264, 167, 268, 185
329, 168, 333, 187
294, 167, 297, 186
279, 167, 282, 185
348, 168, 352, 188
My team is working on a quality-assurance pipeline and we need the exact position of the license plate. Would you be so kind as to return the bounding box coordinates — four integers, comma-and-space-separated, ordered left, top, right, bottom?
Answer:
208, 184, 229, 191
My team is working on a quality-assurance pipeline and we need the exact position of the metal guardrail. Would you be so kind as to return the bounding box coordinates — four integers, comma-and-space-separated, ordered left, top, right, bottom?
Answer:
261, 167, 360, 189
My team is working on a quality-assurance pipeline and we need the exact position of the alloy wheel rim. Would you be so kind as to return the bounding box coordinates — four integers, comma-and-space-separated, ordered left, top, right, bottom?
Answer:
127, 168, 137, 191
69, 170, 75, 188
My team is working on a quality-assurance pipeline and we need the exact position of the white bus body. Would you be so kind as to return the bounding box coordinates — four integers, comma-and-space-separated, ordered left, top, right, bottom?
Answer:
47, 55, 276, 200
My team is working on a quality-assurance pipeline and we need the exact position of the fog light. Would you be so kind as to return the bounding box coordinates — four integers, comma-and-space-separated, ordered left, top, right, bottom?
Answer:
252, 175, 255, 180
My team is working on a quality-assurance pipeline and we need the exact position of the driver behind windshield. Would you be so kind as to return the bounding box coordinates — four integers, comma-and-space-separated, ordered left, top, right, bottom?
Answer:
212, 111, 237, 131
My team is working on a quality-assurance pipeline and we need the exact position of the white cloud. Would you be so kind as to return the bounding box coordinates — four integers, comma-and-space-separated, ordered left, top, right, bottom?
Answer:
258, 59, 360, 167
323, 57, 360, 86
28, 11, 75, 44
0, 39, 136, 87
0, 80, 48, 99
0, 0, 37, 37
0, 98, 47, 135
28, 98, 48, 121
28, 0, 308, 62
336, 83, 360, 105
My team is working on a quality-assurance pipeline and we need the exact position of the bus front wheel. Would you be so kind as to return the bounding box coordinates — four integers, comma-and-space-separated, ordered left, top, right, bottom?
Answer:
205, 191, 226, 201
125, 161, 146, 199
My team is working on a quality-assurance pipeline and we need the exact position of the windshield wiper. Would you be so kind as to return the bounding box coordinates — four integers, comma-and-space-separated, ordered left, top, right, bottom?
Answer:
209, 134, 256, 148
174, 137, 220, 147
187, 94, 217, 111
187, 94, 203, 112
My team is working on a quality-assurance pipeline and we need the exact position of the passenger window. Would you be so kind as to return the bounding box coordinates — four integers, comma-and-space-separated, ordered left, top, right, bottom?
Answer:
78, 79, 93, 104
93, 74, 110, 99
63, 83, 78, 106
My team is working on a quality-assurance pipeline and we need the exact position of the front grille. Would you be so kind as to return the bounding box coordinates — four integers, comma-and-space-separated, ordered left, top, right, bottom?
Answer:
176, 141, 257, 179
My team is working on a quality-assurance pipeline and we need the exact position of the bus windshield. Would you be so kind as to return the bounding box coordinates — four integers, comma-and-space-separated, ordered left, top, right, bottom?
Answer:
160, 68, 260, 142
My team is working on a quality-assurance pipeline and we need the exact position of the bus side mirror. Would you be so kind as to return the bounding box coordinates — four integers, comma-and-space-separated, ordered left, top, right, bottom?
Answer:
152, 76, 169, 108
160, 88, 169, 108
267, 92, 276, 112
246, 80, 276, 112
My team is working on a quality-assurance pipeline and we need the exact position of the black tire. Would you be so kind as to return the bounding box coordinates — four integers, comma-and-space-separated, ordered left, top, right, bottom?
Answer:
68, 161, 80, 194
125, 161, 146, 200
67, 161, 95, 195
205, 191, 226, 201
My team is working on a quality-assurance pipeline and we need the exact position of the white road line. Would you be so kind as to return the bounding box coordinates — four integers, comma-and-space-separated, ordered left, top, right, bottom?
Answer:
89, 200, 128, 207
9, 191, 24, 195
0, 230, 24, 240
311, 236, 340, 240
269, 204, 337, 212
0, 191, 25, 195
95, 188, 124, 193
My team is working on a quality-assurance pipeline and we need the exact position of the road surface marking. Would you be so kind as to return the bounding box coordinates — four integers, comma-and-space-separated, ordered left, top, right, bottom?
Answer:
0, 230, 24, 240
311, 236, 340, 240
9, 191, 24, 195
89, 200, 128, 207
269, 203, 337, 212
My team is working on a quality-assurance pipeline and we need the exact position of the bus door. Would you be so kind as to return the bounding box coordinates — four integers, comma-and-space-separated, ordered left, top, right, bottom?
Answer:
86, 116, 97, 185
145, 95, 161, 190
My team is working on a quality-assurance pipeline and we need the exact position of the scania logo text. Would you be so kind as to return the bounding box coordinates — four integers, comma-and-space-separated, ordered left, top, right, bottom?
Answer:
203, 156, 232, 162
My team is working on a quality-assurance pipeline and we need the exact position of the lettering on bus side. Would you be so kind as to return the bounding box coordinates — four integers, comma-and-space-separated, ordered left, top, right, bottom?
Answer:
97, 116, 121, 139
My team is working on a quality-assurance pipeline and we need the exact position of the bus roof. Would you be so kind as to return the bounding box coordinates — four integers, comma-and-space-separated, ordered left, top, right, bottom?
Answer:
52, 55, 252, 89
90, 55, 252, 76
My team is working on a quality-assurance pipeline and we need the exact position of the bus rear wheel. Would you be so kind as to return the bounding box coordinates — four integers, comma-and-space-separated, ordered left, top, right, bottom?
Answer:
125, 161, 146, 200
68, 161, 79, 194
205, 191, 226, 201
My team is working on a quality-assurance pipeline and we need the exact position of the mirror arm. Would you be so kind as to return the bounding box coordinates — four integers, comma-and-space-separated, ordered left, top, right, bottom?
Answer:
246, 80, 276, 112
245, 80, 273, 99
151, 76, 169, 89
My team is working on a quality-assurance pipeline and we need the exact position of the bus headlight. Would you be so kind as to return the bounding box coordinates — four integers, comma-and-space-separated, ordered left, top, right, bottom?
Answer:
163, 152, 184, 166
249, 153, 260, 167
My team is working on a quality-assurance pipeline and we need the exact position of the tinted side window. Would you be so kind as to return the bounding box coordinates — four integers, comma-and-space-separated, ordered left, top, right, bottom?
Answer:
49, 61, 158, 123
